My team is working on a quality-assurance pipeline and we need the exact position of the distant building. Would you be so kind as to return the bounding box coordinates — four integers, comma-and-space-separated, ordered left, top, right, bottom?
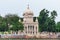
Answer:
22, 5, 38, 36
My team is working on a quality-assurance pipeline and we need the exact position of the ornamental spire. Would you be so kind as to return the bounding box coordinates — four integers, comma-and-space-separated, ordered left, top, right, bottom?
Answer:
27, 4, 29, 9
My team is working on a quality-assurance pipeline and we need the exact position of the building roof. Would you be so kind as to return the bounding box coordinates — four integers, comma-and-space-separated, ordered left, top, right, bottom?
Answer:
23, 5, 33, 16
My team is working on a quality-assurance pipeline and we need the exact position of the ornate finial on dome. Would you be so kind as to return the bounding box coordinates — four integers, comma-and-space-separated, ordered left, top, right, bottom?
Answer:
23, 4, 33, 16
27, 4, 29, 9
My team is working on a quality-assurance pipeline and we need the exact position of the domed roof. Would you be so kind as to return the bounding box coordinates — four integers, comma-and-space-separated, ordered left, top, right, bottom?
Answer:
23, 5, 33, 16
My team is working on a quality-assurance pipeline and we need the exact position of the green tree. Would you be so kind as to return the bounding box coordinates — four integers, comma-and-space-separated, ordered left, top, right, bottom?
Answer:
10, 22, 24, 33
49, 10, 57, 32
0, 16, 8, 32
5, 14, 24, 33
47, 18, 56, 32
38, 9, 57, 32
5, 14, 19, 24
51, 10, 57, 20
56, 22, 60, 32
38, 9, 49, 32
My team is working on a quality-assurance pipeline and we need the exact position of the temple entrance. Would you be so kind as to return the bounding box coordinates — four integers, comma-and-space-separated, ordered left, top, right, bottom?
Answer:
28, 25, 34, 34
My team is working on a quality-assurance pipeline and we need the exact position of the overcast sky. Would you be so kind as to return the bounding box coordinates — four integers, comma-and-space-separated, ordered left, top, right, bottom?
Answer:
0, 0, 60, 22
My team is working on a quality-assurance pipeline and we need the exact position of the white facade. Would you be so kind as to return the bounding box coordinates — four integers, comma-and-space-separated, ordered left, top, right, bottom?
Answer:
23, 5, 38, 36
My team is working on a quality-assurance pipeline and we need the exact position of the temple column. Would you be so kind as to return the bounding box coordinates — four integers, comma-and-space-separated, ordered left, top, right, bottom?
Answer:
27, 25, 28, 34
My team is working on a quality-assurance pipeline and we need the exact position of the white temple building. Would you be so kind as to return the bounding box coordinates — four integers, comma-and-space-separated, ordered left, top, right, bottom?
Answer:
23, 5, 39, 36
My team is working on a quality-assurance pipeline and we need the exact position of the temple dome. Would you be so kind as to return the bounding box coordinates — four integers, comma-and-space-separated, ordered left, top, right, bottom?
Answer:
23, 5, 33, 16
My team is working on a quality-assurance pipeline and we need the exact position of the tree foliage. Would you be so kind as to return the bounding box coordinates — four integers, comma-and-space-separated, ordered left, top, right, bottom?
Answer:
5, 14, 24, 32
0, 16, 8, 32
0, 14, 24, 33
38, 9, 57, 32
56, 22, 60, 32
38, 9, 49, 31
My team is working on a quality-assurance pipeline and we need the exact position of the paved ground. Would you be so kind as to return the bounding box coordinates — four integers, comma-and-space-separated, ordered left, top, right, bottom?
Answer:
0, 38, 60, 40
